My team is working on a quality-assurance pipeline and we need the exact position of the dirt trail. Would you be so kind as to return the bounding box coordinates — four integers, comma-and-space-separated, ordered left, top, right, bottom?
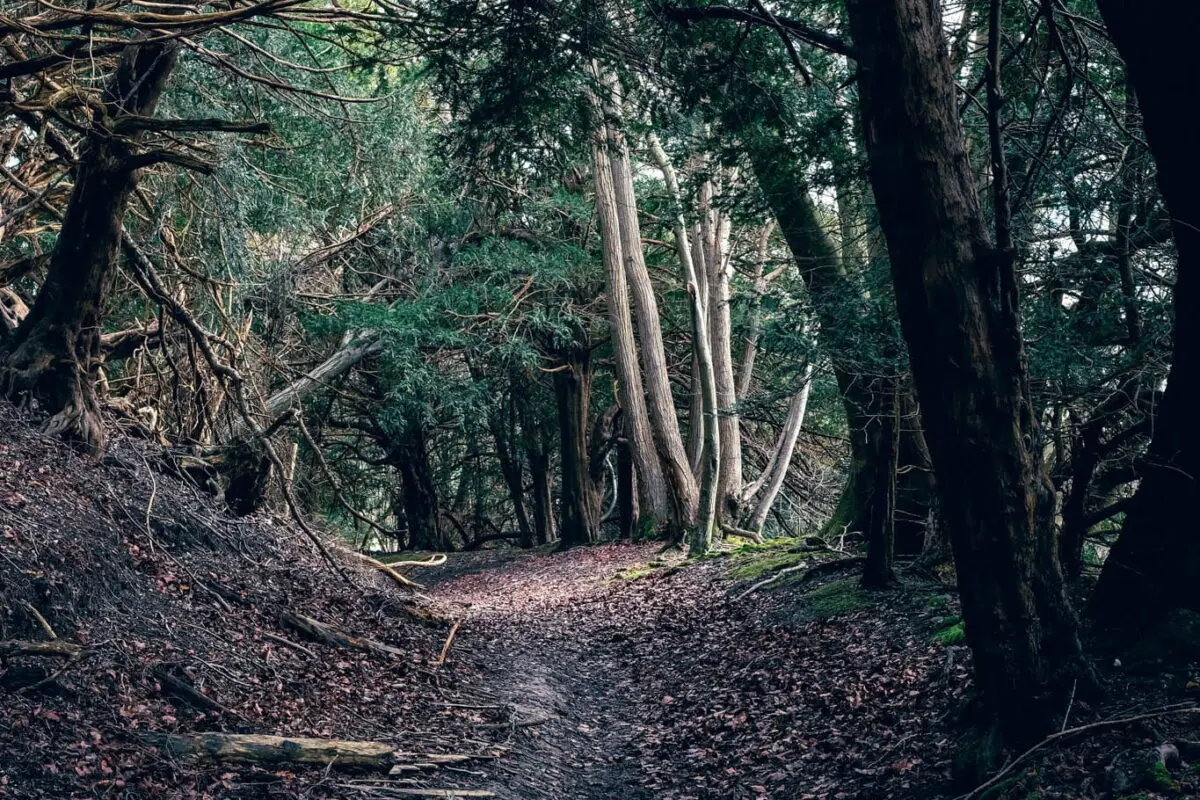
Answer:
420, 545, 662, 800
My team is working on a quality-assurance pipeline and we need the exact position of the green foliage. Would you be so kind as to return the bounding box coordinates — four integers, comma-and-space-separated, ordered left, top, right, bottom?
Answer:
934, 619, 967, 646
1143, 762, 1178, 793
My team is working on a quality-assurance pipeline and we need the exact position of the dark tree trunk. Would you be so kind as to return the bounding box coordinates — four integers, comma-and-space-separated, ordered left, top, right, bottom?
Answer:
845, 0, 1088, 746
617, 433, 636, 540
1090, 1, 1200, 635
861, 389, 900, 589
1, 30, 181, 454
389, 423, 443, 551
750, 145, 935, 555
554, 347, 597, 548
488, 392, 534, 549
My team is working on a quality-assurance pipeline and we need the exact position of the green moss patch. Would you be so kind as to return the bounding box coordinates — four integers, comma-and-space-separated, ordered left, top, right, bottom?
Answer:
933, 618, 967, 646
728, 549, 810, 581
805, 579, 870, 619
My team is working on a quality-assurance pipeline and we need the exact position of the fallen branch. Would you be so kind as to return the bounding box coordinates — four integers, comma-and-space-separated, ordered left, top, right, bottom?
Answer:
18, 600, 57, 640
345, 549, 425, 590
719, 522, 764, 544
434, 620, 461, 666
281, 612, 406, 658
0, 640, 84, 660
960, 707, 1200, 800
732, 556, 867, 602
143, 732, 396, 769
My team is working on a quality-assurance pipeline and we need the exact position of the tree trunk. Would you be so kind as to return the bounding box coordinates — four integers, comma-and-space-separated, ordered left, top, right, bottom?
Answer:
736, 222, 776, 400
744, 366, 813, 533
844, 0, 1088, 745
2, 29, 182, 454
607, 118, 699, 532
687, 282, 720, 554
1089, 0, 1200, 635
554, 346, 597, 548
528, 447, 554, 546
860, 388, 900, 589
388, 423, 443, 551
590, 127, 670, 526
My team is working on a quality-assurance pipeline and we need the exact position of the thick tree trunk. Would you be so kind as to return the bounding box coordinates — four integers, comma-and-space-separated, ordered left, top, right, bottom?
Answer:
554, 347, 598, 548
1, 30, 181, 454
607, 119, 699, 532
388, 423, 443, 551
1090, 1, 1200, 636
590, 130, 670, 526
845, 0, 1088, 745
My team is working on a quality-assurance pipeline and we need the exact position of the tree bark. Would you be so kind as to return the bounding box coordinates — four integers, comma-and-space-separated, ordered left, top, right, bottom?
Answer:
687, 282, 720, 554
1090, 0, 1200, 635
590, 128, 670, 525
554, 346, 598, 548
607, 121, 700, 531
744, 367, 813, 534
2, 25, 182, 454
844, 0, 1088, 745
387, 422, 443, 551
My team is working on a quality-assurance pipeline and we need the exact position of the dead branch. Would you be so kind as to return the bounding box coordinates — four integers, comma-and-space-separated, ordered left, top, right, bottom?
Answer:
280, 612, 407, 658
960, 707, 1200, 800
143, 732, 396, 769
0, 640, 84, 659
732, 556, 867, 602
433, 620, 461, 666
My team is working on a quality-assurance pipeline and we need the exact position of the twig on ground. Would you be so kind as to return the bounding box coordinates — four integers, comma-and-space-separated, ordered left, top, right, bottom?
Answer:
434, 620, 461, 666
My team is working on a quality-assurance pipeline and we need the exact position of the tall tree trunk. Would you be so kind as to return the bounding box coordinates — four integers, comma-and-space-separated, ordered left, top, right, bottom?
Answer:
860, 388, 900, 588
607, 119, 699, 532
844, 0, 1088, 745
2, 27, 181, 454
687, 282, 720, 554
389, 422, 443, 551
489, 399, 534, 549
698, 175, 743, 520
528, 446, 554, 546
1090, 0, 1200, 634
554, 346, 598, 548
590, 128, 670, 525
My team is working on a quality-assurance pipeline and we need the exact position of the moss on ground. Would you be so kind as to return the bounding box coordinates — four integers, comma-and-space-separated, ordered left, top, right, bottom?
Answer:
728, 549, 810, 580
933, 618, 967, 646
1143, 761, 1177, 793
805, 579, 870, 619
614, 563, 657, 581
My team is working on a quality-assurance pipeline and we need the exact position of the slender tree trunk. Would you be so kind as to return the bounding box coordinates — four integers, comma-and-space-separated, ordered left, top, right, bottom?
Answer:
745, 367, 814, 533
590, 129, 670, 525
489, 401, 534, 549
698, 174, 743, 519
617, 432, 636, 540
1090, 0, 1200, 634
845, 0, 1088, 745
2, 27, 182, 454
860, 388, 900, 588
528, 447, 554, 546
737, 222, 776, 400
687, 282, 720, 554
554, 346, 597, 548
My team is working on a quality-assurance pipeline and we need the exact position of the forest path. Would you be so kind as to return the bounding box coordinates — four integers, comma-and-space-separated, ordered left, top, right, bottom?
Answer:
420, 544, 666, 800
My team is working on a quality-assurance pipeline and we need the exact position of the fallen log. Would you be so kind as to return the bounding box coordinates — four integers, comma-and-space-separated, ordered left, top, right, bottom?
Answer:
280, 612, 407, 658
144, 732, 395, 768
0, 640, 85, 660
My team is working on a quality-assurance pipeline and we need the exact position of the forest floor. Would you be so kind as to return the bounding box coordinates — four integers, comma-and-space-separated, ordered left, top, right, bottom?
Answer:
2, 405, 1199, 799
